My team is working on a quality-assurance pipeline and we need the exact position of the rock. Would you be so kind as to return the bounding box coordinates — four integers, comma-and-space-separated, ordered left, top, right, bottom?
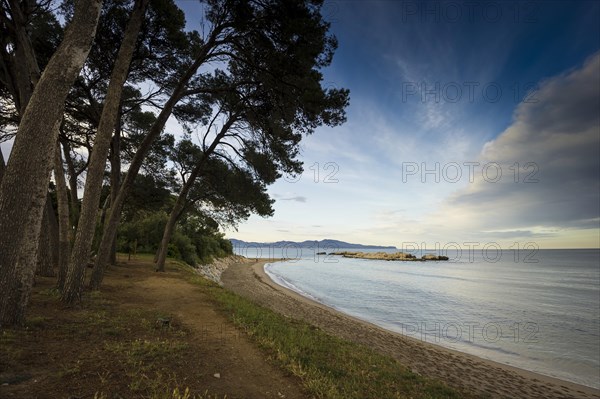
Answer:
421, 254, 449, 261
337, 251, 418, 261
329, 251, 448, 261
316, 252, 326, 255
156, 317, 171, 328
213, 373, 221, 378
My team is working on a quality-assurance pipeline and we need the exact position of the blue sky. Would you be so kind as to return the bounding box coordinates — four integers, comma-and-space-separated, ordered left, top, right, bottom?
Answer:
214, 0, 600, 248
4, 1, 596, 249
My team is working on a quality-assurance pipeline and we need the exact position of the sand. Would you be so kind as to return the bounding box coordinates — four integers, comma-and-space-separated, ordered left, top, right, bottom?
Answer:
221, 260, 600, 399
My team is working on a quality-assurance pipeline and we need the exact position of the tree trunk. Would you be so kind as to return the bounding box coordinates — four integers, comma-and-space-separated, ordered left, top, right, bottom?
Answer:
62, 0, 148, 304
62, 0, 149, 303
60, 139, 80, 232
4, 1, 57, 283
0, 149, 5, 182
155, 168, 202, 272
155, 117, 235, 272
90, 94, 183, 288
109, 114, 122, 265
46, 195, 60, 269
55, 142, 71, 291
36, 196, 56, 277
0, 0, 102, 326
155, 200, 185, 272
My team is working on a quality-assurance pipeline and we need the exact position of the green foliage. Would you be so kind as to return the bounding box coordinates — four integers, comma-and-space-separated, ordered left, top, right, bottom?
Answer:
116, 175, 233, 265
161, 0, 351, 238
194, 234, 231, 263
0, 2, 63, 134
168, 231, 198, 266
121, 174, 173, 221
118, 211, 169, 254
173, 141, 275, 228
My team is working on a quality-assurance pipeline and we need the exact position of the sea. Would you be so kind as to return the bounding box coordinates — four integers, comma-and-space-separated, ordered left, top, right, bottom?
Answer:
233, 245, 600, 389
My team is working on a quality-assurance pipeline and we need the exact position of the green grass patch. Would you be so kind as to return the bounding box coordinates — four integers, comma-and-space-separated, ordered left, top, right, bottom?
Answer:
177, 264, 473, 399
39, 287, 61, 298
104, 338, 189, 365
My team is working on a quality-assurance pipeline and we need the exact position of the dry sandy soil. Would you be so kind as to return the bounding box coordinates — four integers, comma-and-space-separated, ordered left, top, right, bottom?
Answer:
221, 260, 600, 399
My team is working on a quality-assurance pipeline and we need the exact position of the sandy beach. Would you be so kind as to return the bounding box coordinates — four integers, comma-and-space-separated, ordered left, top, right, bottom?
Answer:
221, 260, 600, 399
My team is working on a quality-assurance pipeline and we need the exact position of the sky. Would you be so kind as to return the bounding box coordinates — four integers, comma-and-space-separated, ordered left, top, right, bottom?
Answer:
215, 0, 600, 249
3, 0, 598, 249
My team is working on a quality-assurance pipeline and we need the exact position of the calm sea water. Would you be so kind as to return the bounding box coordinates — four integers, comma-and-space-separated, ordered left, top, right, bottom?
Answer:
234, 246, 600, 388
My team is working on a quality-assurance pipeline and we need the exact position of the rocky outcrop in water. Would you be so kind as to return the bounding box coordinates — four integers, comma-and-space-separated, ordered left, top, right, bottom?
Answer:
330, 251, 448, 261
421, 254, 449, 261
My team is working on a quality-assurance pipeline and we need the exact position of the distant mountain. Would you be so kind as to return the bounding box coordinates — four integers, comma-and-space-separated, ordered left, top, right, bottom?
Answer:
228, 238, 396, 250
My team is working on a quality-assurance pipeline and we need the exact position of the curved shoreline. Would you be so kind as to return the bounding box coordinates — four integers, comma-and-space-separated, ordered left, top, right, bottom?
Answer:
262, 261, 597, 388
221, 259, 600, 399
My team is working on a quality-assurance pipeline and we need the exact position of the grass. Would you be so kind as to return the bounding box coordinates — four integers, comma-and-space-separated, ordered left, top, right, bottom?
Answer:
179, 263, 474, 399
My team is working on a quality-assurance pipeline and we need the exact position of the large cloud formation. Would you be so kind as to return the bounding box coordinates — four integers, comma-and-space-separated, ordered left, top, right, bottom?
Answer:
437, 53, 599, 240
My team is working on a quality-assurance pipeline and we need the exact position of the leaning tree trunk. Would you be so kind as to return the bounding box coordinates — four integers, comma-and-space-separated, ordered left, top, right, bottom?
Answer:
155, 200, 185, 272
61, 0, 148, 304
54, 142, 71, 291
0, 0, 102, 326
3, 1, 60, 281
61, 139, 80, 232
155, 117, 234, 272
0, 149, 5, 182
155, 169, 202, 272
46, 195, 60, 268
89, 92, 184, 288
108, 116, 122, 265
154, 168, 203, 272
36, 196, 58, 277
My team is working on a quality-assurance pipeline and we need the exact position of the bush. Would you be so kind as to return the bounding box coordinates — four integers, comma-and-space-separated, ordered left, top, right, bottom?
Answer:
171, 232, 198, 266
116, 210, 233, 266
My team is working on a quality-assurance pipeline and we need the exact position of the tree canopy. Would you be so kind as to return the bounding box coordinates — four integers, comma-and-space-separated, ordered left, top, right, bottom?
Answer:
0, 0, 349, 325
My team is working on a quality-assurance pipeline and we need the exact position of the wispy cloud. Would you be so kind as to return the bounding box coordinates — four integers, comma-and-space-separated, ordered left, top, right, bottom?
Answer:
277, 195, 307, 203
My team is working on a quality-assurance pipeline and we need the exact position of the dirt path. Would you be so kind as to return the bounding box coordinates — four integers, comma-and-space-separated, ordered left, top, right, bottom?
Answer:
107, 260, 308, 399
221, 261, 600, 399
